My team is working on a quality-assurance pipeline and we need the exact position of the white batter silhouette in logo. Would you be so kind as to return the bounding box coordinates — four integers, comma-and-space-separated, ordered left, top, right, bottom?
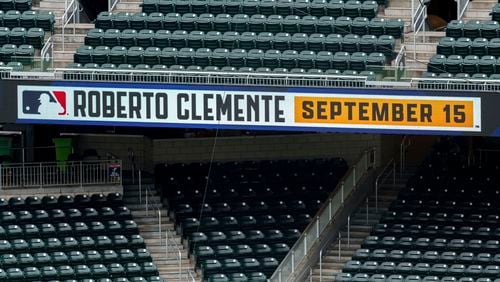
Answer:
37, 93, 64, 117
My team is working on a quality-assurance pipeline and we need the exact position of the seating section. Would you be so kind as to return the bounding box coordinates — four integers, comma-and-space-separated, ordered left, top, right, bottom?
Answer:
71, 0, 405, 76
424, 3, 500, 78
0, 193, 160, 281
155, 158, 348, 281
337, 142, 500, 282
0, 0, 32, 12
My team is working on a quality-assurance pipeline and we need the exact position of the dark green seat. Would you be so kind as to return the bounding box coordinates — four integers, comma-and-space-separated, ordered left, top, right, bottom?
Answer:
361, 0, 377, 19
245, 48, 263, 68
255, 32, 273, 50
153, 29, 170, 48
260, 0, 277, 15
283, 15, 300, 34
297, 50, 315, 69
266, 15, 284, 34
205, 65, 220, 71
332, 51, 350, 70
342, 34, 360, 53
471, 38, 488, 57
68, 251, 85, 265
315, 50, 333, 70
359, 34, 377, 53
197, 13, 214, 32
19, 253, 35, 268
242, 0, 258, 15
325, 33, 342, 52
350, 51, 367, 71
192, 0, 208, 14
280, 49, 298, 69
232, 14, 249, 32
20, 10, 35, 29
6, 267, 23, 281
351, 17, 369, 35
158, 0, 174, 13
137, 29, 154, 48
74, 45, 93, 64
273, 32, 290, 51
263, 49, 281, 68
0, 27, 8, 46
3, 10, 20, 29
248, 14, 266, 33
310, 0, 327, 17
110, 46, 128, 65
160, 47, 177, 65
9, 27, 26, 46
112, 12, 130, 31
368, 17, 385, 37
214, 14, 231, 33
0, 0, 15, 11
445, 54, 464, 74
437, 37, 455, 56
446, 20, 464, 38
462, 55, 479, 75
35, 11, 54, 32
225, 0, 243, 15
481, 21, 498, 39
187, 30, 204, 49
205, 31, 222, 49
180, 13, 197, 32
24, 266, 41, 280
463, 20, 481, 39
228, 48, 246, 67
479, 55, 496, 75
118, 29, 136, 48
92, 46, 110, 65
367, 52, 385, 71
85, 28, 104, 47
141, 0, 158, 13
334, 16, 352, 35
454, 37, 471, 57
290, 33, 308, 51
129, 12, 147, 30
385, 18, 404, 39
326, 0, 343, 17
177, 47, 195, 66
147, 12, 165, 31
102, 29, 120, 47
175, 0, 192, 14
208, 0, 225, 14
221, 31, 239, 49
344, 0, 361, 18
143, 47, 161, 65
91, 264, 108, 278
300, 15, 318, 34
275, 0, 291, 16
141, 262, 158, 276
307, 33, 325, 52
325, 68, 341, 75
293, 0, 310, 16
317, 16, 334, 34
209, 274, 229, 282
194, 47, 212, 66
170, 30, 187, 49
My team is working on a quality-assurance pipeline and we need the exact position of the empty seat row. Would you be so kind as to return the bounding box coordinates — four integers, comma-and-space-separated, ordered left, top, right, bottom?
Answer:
74, 46, 386, 72
420, 72, 500, 87
85, 29, 395, 56
436, 37, 500, 57
0, 26, 42, 48
343, 260, 500, 278
140, 0, 383, 17
491, 3, 500, 22
0, 220, 139, 239
428, 54, 500, 75
389, 199, 500, 214
200, 257, 279, 275
0, 10, 54, 31
353, 248, 500, 265
0, 0, 31, 12
194, 243, 290, 261
0, 194, 123, 211
0, 262, 158, 280
336, 272, 500, 282
0, 43, 32, 64
0, 207, 132, 224
95, 12, 404, 38
372, 223, 500, 240
380, 211, 500, 226
0, 248, 151, 267
362, 236, 500, 252
187, 229, 301, 247
446, 20, 500, 40
181, 213, 312, 232
0, 234, 145, 253
207, 272, 267, 282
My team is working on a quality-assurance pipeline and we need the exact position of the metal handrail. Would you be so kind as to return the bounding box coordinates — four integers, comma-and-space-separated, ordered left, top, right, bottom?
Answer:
108, 0, 120, 11
456, 0, 470, 20
411, 0, 427, 59
40, 35, 54, 70
269, 148, 376, 282
61, 0, 78, 51
400, 135, 412, 175
374, 158, 396, 212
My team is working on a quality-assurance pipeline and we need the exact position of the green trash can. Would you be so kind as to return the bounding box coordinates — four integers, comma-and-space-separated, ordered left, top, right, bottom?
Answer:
52, 138, 72, 171
0, 137, 13, 163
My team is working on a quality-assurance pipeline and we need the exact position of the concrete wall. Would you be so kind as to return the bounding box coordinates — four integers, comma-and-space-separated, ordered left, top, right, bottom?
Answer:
74, 133, 402, 170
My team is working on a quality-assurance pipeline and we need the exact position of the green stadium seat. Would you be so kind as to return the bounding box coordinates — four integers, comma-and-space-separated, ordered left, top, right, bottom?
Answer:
298, 50, 315, 69
160, 47, 177, 65
92, 46, 110, 65
260, 0, 277, 15
325, 33, 342, 52
446, 55, 463, 74
177, 47, 195, 66
68, 251, 85, 265
471, 38, 488, 57
385, 18, 403, 39
152, 29, 170, 48
266, 15, 283, 33
85, 28, 104, 47
6, 267, 24, 280
205, 31, 222, 49
463, 20, 481, 39
228, 48, 246, 67
113, 12, 130, 30
277, 0, 293, 17
342, 34, 360, 53
367, 52, 385, 70
226, 0, 243, 15
197, 13, 214, 32
368, 17, 385, 37
248, 14, 266, 33
327, 0, 343, 17
344, 0, 361, 18
317, 16, 334, 34
293, 0, 310, 15
0, 27, 8, 46
310, 0, 327, 17
263, 49, 280, 68
192, 0, 208, 14
271, 32, 288, 51
232, 14, 249, 32
325, 68, 341, 75
186, 30, 204, 49
446, 20, 464, 38
334, 16, 352, 35
110, 46, 127, 65
118, 29, 136, 48
283, 15, 300, 33
4, 10, 20, 29
332, 51, 350, 70
175, 0, 191, 14
147, 12, 165, 30
141, 0, 158, 13
0, 0, 14, 11
221, 31, 239, 48
20, 10, 35, 29
488, 38, 500, 57
170, 30, 187, 48
208, 0, 225, 14
359, 34, 377, 53
290, 33, 307, 51
481, 21, 499, 39
342, 69, 358, 76
204, 65, 220, 71
245, 48, 263, 68
91, 264, 109, 278
315, 50, 333, 70
307, 33, 325, 52
300, 15, 318, 34
194, 47, 212, 66
350, 51, 367, 71
479, 55, 496, 75
103, 29, 120, 47
180, 13, 197, 31
361, 0, 377, 19
280, 49, 298, 68
352, 17, 369, 35
242, 0, 258, 15
130, 12, 147, 30
437, 37, 455, 56
137, 29, 154, 48
454, 37, 471, 57
214, 14, 231, 33
143, 46, 161, 65
35, 11, 54, 32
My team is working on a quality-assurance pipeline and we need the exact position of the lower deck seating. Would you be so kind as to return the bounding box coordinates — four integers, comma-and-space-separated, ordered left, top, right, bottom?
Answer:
155, 158, 348, 281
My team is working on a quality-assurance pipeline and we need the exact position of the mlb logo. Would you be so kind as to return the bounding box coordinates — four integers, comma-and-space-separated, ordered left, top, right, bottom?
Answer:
22, 90, 67, 117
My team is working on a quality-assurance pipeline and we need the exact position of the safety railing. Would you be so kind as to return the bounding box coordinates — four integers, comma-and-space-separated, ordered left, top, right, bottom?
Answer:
374, 158, 396, 212
456, 0, 470, 20
400, 135, 412, 175
109, 0, 120, 11
0, 159, 122, 189
269, 148, 376, 282
394, 45, 406, 81
411, 0, 427, 59
139, 170, 196, 282
61, 0, 79, 51
40, 35, 54, 70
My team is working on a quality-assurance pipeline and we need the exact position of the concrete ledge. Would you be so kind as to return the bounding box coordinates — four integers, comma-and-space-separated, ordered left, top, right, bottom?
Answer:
0, 184, 123, 198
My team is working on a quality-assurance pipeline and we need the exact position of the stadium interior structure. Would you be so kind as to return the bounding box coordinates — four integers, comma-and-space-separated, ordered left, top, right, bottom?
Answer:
0, 0, 500, 281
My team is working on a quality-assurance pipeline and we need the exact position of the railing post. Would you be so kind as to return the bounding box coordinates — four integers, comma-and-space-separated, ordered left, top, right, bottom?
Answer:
352, 165, 356, 186
39, 163, 43, 188
158, 209, 162, 243
0, 164, 2, 190
165, 229, 168, 258
304, 232, 307, 255
79, 161, 82, 188
319, 248, 323, 282
316, 217, 320, 237
341, 181, 345, 203
347, 215, 350, 247
145, 191, 148, 216
366, 198, 369, 224
291, 250, 295, 272
178, 250, 181, 282
138, 170, 142, 204
328, 198, 332, 219
375, 181, 378, 213
338, 233, 341, 260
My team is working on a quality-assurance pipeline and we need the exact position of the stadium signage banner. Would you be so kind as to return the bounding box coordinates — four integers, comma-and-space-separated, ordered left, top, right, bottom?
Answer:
17, 85, 481, 133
